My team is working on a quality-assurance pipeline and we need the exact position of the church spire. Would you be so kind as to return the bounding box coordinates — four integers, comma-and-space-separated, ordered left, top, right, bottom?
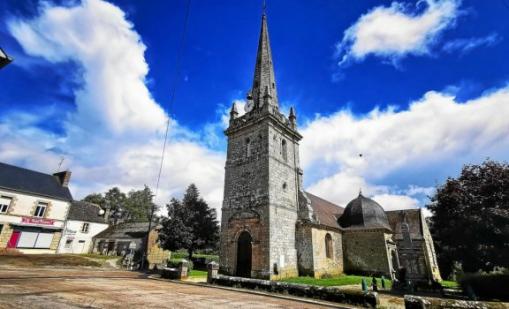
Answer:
250, 11, 279, 110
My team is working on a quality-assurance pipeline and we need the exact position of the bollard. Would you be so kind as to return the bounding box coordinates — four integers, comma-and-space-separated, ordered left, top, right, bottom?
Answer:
361, 278, 367, 292
381, 275, 386, 289
207, 261, 219, 283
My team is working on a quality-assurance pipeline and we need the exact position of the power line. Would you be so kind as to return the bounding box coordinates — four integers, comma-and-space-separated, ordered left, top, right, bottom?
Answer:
155, 0, 192, 198
142, 0, 192, 271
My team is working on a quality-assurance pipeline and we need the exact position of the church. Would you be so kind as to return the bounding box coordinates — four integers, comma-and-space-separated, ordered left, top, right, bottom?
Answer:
219, 12, 442, 282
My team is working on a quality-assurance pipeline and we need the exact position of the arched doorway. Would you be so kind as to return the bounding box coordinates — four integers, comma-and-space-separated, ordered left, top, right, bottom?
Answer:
236, 231, 252, 278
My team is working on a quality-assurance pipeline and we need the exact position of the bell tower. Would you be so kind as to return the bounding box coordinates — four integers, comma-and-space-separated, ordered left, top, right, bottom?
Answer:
219, 11, 312, 279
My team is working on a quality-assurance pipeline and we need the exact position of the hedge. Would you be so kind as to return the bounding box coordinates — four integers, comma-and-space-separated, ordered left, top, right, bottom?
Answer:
460, 273, 509, 301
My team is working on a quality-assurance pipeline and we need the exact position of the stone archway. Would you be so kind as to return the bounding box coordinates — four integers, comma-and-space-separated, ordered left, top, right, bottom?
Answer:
236, 231, 252, 278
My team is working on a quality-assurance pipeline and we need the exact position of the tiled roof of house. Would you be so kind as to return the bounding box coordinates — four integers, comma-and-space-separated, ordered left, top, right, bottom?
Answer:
68, 201, 107, 224
306, 192, 344, 229
0, 162, 73, 201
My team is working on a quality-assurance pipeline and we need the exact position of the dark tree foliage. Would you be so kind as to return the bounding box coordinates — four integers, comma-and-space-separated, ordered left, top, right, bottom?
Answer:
82, 186, 157, 224
428, 160, 509, 278
159, 184, 220, 260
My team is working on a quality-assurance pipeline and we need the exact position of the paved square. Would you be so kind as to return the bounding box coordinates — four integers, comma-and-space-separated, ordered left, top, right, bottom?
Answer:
0, 267, 333, 308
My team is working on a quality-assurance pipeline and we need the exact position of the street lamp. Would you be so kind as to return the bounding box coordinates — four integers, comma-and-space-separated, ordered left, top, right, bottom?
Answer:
0, 48, 12, 69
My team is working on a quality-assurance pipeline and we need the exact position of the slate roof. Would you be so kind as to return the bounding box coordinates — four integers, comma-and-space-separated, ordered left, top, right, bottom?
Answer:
94, 222, 151, 240
0, 162, 73, 201
68, 201, 107, 224
306, 192, 344, 229
339, 193, 392, 231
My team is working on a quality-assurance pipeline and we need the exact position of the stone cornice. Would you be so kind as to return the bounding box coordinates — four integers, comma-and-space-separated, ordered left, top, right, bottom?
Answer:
225, 110, 302, 141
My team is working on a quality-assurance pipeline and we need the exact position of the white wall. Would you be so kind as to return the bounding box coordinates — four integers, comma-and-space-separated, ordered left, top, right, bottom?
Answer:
58, 220, 109, 254
0, 188, 69, 224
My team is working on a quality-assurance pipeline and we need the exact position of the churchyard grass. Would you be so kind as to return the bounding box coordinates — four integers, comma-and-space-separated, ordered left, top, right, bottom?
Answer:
189, 269, 207, 278
280, 275, 392, 288
440, 280, 459, 288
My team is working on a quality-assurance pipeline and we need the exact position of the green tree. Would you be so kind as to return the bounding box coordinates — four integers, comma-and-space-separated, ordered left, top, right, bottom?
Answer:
159, 184, 219, 259
428, 159, 509, 278
124, 185, 157, 222
82, 186, 158, 224
82, 193, 104, 205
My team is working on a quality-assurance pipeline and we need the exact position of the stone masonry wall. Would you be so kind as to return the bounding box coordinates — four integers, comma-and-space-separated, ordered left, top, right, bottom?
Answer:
268, 124, 299, 279
311, 227, 343, 278
0, 224, 13, 248
220, 122, 272, 278
295, 223, 314, 276
343, 230, 392, 276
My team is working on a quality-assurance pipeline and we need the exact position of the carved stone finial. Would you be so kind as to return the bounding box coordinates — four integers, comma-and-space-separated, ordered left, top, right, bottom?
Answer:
289, 106, 296, 128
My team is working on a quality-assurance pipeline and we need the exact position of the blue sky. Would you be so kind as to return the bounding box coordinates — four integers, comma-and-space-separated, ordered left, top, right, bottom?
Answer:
1, 0, 508, 214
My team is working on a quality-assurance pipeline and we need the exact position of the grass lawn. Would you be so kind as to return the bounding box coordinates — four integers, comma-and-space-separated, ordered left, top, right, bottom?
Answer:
281, 275, 392, 288
189, 269, 207, 278
0, 254, 101, 267
440, 280, 459, 288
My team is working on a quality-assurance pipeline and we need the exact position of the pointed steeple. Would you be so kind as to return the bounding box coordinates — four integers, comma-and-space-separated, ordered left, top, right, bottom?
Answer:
251, 12, 279, 110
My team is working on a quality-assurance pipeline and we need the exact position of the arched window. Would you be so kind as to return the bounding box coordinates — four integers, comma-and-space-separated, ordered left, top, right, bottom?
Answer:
246, 138, 251, 157
281, 139, 287, 162
325, 233, 333, 259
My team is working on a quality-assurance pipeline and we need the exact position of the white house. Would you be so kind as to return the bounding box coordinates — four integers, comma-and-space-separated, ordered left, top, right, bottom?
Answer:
58, 201, 109, 254
0, 162, 72, 254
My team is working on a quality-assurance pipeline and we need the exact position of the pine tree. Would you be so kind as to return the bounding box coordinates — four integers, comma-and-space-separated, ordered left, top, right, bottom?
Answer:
159, 184, 220, 260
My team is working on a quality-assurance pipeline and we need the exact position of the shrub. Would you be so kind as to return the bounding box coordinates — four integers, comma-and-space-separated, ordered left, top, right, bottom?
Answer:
460, 273, 509, 301
167, 258, 193, 271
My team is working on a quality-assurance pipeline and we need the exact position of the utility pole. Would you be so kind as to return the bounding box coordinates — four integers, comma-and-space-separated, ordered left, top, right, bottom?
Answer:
140, 197, 156, 271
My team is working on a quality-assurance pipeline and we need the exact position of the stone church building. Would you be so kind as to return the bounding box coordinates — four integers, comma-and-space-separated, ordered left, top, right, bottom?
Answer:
219, 12, 441, 282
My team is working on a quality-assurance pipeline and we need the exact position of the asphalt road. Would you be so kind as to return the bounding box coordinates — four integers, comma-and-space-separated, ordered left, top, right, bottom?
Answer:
0, 267, 335, 308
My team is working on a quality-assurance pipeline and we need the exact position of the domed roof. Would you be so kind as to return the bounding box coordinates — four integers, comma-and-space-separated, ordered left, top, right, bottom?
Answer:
338, 193, 392, 231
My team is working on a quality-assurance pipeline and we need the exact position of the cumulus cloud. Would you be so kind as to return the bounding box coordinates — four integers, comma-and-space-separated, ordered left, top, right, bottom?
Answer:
8, 0, 166, 134
4, 0, 225, 212
442, 33, 501, 54
336, 0, 460, 66
302, 85, 509, 209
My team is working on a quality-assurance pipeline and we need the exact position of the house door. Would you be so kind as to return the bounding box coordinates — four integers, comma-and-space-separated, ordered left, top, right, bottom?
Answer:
7, 230, 20, 248
236, 231, 252, 278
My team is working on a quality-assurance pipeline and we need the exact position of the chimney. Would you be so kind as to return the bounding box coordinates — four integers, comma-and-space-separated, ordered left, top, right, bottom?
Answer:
53, 170, 72, 187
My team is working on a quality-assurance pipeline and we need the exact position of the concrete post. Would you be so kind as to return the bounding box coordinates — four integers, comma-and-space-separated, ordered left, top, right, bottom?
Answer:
207, 261, 219, 283
178, 259, 189, 279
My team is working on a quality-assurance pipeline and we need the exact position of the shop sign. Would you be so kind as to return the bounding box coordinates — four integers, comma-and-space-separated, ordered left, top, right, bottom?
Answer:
21, 216, 55, 225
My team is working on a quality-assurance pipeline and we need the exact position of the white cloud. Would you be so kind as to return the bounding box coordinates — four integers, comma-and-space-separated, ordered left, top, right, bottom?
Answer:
442, 33, 501, 54
301, 85, 509, 209
4, 0, 225, 213
336, 0, 460, 65
8, 0, 166, 134
370, 194, 419, 211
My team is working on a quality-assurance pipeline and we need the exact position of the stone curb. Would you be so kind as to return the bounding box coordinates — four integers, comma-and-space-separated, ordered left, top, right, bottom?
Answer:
147, 275, 356, 308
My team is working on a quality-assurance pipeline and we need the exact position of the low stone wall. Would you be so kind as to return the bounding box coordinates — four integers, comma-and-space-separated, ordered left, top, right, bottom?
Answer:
404, 295, 508, 309
209, 274, 378, 308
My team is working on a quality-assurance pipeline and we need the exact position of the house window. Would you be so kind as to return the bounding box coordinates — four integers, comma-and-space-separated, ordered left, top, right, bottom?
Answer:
325, 233, 333, 259
34, 202, 48, 217
81, 223, 90, 233
0, 196, 12, 213
281, 139, 287, 162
